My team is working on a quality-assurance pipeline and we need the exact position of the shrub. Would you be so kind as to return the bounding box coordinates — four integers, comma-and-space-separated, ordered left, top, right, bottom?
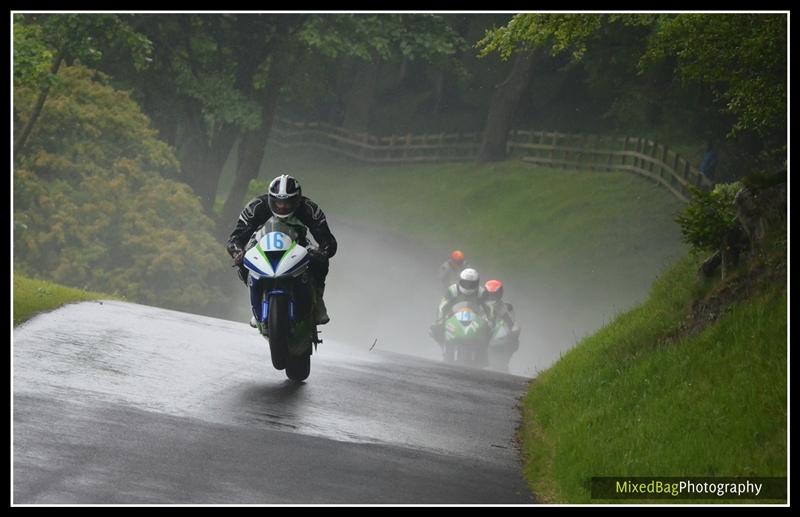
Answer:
675, 181, 741, 253
14, 65, 229, 312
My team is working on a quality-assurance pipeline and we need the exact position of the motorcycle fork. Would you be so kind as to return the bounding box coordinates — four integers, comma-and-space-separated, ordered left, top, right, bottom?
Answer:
252, 279, 295, 326
262, 290, 294, 324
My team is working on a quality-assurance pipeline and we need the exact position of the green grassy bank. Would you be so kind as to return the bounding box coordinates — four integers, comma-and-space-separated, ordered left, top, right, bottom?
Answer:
520, 252, 787, 503
13, 273, 114, 326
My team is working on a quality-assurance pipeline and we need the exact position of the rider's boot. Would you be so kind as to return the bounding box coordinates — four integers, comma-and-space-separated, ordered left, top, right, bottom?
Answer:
315, 285, 330, 325
249, 315, 258, 328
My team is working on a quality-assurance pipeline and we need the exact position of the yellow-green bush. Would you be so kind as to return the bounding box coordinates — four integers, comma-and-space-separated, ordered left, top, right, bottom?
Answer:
14, 65, 228, 311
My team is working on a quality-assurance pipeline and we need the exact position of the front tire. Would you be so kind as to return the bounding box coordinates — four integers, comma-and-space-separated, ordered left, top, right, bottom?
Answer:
443, 343, 456, 363
267, 294, 289, 370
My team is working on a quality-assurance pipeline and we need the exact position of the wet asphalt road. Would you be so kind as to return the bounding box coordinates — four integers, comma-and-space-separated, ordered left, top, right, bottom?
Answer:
13, 301, 533, 504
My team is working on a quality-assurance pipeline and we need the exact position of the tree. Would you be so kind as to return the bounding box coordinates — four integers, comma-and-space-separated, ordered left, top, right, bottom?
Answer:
14, 64, 228, 312
216, 14, 305, 238
477, 49, 538, 162
476, 14, 623, 162
478, 13, 787, 156
13, 14, 151, 157
98, 14, 263, 215
86, 14, 467, 232
296, 14, 466, 132
641, 14, 787, 139
216, 14, 466, 236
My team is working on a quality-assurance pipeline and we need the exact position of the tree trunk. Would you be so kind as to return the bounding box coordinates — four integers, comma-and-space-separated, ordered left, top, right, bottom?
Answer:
150, 103, 180, 148
14, 50, 64, 158
178, 111, 240, 215
327, 57, 355, 125
431, 67, 446, 116
478, 50, 537, 163
217, 47, 292, 238
198, 124, 239, 214
175, 105, 207, 181
342, 58, 379, 133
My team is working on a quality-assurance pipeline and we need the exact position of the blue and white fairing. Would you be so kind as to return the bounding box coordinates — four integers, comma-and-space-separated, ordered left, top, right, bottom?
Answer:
243, 229, 310, 280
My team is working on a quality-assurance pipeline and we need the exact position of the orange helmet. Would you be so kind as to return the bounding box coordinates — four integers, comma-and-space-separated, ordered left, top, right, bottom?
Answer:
484, 279, 504, 301
450, 250, 465, 265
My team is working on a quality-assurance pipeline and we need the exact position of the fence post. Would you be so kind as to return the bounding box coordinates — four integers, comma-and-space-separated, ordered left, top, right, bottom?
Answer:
551, 132, 558, 167
672, 151, 680, 178
650, 141, 658, 173
361, 132, 369, 161
621, 136, 628, 167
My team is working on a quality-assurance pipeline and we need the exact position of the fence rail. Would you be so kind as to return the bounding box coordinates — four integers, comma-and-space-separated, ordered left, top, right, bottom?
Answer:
269, 118, 711, 202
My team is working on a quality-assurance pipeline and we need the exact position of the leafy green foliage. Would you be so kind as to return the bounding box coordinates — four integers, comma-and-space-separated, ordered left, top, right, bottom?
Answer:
675, 182, 741, 253
14, 65, 228, 311
13, 17, 54, 89
478, 13, 607, 60
298, 14, 467, 61
478, 13, 786, 140
14, 14, 153, 89
642, 14, 786, 137
164, 16, 262, 130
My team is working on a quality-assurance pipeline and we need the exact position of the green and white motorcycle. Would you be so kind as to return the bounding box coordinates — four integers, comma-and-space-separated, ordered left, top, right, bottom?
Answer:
242, 218, 321, 381
439, 301, 492, 368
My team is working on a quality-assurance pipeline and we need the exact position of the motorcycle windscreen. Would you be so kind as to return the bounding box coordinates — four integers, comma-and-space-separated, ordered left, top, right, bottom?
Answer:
445, 305, 490, 341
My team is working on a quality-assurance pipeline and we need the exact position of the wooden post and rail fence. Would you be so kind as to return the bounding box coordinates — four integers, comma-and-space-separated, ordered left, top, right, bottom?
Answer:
268, 117, 712, 202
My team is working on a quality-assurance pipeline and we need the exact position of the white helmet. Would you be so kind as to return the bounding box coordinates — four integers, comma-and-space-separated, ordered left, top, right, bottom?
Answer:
268, 174, 302, 219
457, 268, 480, 296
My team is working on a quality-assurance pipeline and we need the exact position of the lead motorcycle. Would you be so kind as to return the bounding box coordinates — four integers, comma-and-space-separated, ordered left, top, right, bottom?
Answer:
242, 218, 321, 381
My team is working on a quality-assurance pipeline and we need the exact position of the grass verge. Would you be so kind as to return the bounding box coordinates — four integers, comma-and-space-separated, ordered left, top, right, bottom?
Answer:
520, 253, 787, 503
13, 273, 115, 326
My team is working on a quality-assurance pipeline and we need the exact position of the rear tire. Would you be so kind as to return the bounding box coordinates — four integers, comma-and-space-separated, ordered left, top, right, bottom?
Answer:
268, 294, 289, 370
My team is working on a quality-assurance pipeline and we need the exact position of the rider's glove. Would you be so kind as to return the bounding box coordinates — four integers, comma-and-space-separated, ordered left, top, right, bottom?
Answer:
307, 247, 327, 261
232, 249, 244, 266
227, 242, 244, 266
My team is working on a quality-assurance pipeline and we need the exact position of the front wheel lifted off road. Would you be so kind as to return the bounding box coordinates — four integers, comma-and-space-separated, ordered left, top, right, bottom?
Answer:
267, 294, 289, 370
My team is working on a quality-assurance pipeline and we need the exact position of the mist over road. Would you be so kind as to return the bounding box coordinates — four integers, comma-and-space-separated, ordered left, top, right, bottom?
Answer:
224, 217, 591, 377
13, 301, 532, 504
